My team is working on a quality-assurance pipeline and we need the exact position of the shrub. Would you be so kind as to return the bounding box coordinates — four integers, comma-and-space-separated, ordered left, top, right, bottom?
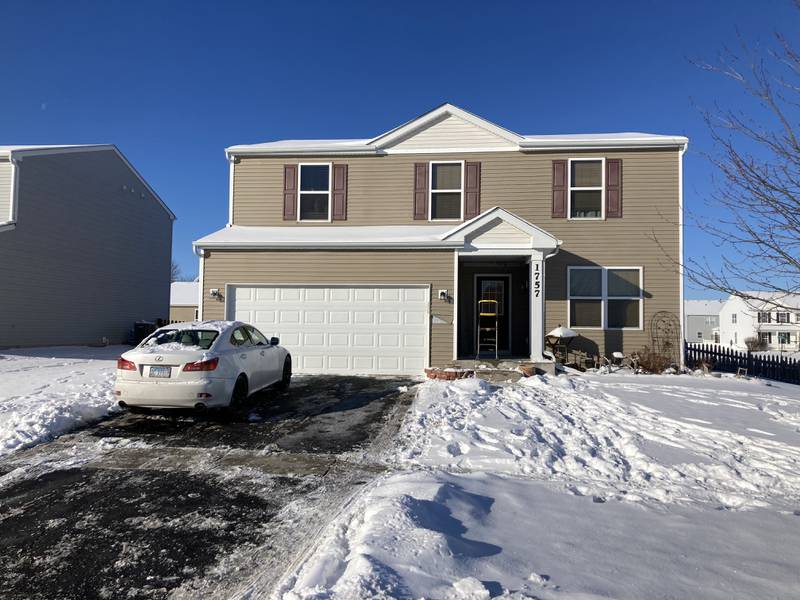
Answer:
636, 345, 673, 373
744, 336, 767, 352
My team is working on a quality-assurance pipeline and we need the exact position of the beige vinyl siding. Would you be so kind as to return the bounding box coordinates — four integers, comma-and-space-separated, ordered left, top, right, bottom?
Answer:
230, 148, 680, 358
0, 150, 172, 347
201, 249, 455, 366
470, 219, 530, 246
169, 305, 198, 322
383, 114, 517, 151
0, 159, 12, 222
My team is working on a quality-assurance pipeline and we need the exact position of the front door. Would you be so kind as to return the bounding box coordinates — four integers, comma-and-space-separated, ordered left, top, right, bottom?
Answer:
475, 276, 511, 354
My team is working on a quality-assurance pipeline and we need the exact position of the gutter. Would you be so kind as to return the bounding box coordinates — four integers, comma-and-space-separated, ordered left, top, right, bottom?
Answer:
193, 240, 465, 252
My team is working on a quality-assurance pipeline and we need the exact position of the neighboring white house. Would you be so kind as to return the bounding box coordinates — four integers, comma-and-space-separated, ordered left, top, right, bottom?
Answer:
169, 281, 199, 323
717, 293, 800, 352
684, 299, 724, 344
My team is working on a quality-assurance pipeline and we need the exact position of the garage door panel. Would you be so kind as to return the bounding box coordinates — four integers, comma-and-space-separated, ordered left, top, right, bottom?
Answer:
227, 285, 429, 375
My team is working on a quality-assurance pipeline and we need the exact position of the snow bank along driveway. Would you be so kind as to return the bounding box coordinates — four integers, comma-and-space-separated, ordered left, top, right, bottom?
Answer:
0, 346, 120, 455
281, 373, 800, 599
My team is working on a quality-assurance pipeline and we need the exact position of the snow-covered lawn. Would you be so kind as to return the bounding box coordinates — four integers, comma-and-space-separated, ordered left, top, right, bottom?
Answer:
0, 346, 122, 456
280, 372, 800, 599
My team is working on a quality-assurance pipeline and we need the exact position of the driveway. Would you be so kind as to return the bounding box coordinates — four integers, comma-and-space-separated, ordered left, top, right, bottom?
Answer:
0, 375, 415, 600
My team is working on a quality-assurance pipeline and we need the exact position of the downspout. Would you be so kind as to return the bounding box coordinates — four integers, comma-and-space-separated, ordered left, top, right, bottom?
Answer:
678, 143, 687, 366
540, 244, 562, 361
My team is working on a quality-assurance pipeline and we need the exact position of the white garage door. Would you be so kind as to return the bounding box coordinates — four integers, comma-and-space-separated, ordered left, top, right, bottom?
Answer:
227, 285, 430, 375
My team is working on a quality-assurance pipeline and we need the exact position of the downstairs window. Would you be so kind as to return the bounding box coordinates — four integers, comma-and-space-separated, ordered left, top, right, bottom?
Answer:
568, 266, 642, 329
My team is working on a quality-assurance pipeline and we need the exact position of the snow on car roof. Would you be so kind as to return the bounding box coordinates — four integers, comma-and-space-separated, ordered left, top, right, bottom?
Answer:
161, 320, 240, 332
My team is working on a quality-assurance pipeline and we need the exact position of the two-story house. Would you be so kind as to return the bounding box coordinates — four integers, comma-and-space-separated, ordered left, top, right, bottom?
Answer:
1, 145, 174, 348
194, 104, 687, 375
718, 293, 800, 352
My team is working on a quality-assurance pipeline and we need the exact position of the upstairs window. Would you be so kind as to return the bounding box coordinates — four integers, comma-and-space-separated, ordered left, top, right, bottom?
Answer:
776, 312, 790, 324
568, 266, 642, 329
569, 158, 603, 219
298, 164, 331, 221
731, 313, 737, 324
758, 311, 771, 323
430, 161, 463, 220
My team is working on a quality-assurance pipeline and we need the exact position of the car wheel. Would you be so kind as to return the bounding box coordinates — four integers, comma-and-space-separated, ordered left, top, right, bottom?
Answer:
277, 356, 292, 391
230, 374, 249, 408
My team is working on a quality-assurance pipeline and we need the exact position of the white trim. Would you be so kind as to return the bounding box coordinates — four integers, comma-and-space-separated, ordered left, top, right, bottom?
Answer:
198, 253, 205, 319
429, 160, 464, 222
369, 103, 524, 148
473, 273, 512, 354
567, 157, 605, 220
442, 206, 562, 248
678, 144, 687, 365
297, 162, 332, 223
453, 251, 459, 360
567, 266, 644, 331
227, 159, 234, 226
384, 146, 519, 155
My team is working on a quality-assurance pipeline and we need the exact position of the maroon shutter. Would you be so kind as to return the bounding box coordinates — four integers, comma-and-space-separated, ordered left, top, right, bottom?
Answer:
283, 164, 297, 220
413, 163, 428, 220
606, 159, 622, 217
332, 164, 348, 220
464, 161, 481, 220
552, 160, 567, 218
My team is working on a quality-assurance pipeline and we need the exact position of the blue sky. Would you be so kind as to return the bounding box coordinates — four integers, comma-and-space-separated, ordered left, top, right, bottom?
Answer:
2, 1, 797, 298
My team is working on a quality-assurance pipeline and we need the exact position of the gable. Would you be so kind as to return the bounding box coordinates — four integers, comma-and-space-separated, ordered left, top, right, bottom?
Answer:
382, 114, 519, 152
467, 218, 532, 248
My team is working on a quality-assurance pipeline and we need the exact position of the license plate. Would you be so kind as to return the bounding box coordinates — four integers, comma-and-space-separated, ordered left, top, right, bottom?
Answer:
149, 366, 171, 378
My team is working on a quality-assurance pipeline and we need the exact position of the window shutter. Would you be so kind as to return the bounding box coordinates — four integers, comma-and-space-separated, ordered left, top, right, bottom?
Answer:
552, 160, 567, 218
606, 159, 622, 218
464, 161, 481, 220
413, 163, 428, 220
283, 164, 297, 220
332, 164, 348, 220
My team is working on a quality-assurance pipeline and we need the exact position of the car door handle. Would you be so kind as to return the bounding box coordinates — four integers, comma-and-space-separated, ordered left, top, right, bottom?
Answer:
240, 353, 247, 359
260, 350, 265, 356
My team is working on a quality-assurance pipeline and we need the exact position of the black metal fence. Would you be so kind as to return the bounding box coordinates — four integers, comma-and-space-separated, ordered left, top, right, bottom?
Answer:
685, 343, 800, 385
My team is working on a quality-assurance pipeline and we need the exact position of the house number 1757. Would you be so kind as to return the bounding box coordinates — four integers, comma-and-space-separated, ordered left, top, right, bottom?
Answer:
533, 263, 541, 297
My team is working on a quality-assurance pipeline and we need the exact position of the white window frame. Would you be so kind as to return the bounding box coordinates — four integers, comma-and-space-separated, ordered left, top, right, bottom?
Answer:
567, 157, 605, 221
297, 162, 332, 223
776, 311, 790, 324
758, 311, 772, 324
731, 313, 737, 324
777, 331, 791, 345
567, 266, 644, 331
429, 160, 464, 222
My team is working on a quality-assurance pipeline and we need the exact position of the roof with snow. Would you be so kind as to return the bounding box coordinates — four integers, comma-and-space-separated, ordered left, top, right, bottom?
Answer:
226, 103, 688, 156
194, 207, 562, 251
170, 281, 199, 306
734, 292, 800, 309
684, 300, 726, 316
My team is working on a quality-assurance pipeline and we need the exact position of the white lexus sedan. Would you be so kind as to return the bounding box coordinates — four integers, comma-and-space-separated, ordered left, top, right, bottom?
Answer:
114, 321, 291, 410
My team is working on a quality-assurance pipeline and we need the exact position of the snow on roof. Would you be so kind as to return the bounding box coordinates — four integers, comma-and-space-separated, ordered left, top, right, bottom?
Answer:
170, 281, 199, 306
736, 292, 800, 309
684, 299, 726, 315
0, 144, 110, 157
226, 104, 688, 156
161, 320, 236, 332
194, 224, 459, 249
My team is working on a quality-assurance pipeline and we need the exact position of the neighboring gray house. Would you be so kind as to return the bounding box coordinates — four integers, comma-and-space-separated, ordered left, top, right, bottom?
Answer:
0, 145, 175, 347
684, 299, 724, 344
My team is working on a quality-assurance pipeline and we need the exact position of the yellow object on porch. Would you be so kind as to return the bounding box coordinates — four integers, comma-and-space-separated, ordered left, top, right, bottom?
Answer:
476, 299, 499, 359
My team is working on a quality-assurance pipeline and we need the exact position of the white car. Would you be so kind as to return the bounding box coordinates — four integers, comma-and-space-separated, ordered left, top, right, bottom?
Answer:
114, 320, 291, 410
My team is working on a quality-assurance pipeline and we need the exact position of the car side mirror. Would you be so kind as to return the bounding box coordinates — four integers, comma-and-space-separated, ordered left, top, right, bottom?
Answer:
270, 337, 280, 346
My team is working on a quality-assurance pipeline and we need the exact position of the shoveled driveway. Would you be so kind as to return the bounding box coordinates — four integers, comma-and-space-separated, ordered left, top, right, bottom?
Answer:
0, 375, 415, 600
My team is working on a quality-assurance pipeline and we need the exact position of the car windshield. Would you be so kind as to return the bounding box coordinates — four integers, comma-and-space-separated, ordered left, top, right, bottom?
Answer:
143, 329, 218, 350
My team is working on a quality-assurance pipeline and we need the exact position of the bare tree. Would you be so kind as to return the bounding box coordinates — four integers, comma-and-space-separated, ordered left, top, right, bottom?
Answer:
686, 21, 800, 310
170, 260, 182, 283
